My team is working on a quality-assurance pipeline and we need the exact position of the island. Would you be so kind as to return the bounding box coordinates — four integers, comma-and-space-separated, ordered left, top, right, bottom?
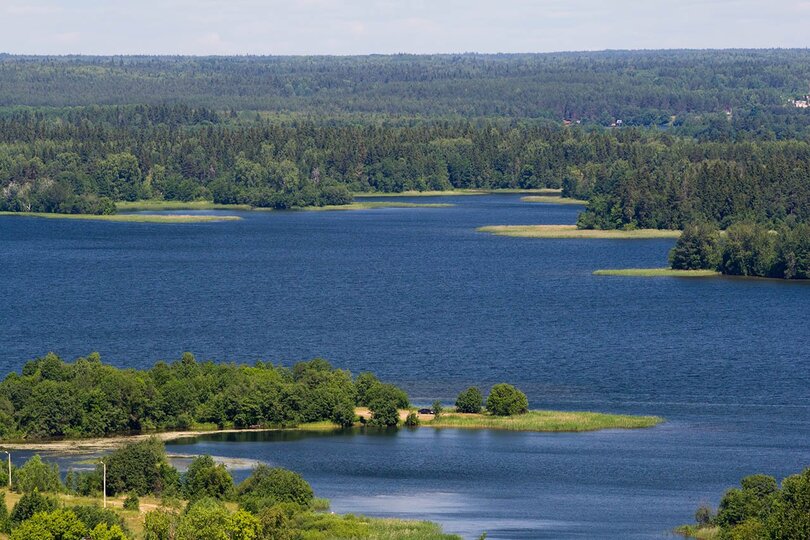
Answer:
477, 224, 681, 239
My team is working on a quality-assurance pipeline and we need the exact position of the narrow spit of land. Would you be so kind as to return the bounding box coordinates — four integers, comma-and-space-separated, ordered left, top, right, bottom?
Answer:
2, 408, 662, 454
0, 211, 241, 223
521, 195, 587, 205
593, 268, 721, 277
478, 224, 682, 239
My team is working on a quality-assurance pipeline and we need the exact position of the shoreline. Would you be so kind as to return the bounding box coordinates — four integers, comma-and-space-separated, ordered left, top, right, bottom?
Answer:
1, 408, 663, 453
354, 188, 562, 197
521, 195, 587, 205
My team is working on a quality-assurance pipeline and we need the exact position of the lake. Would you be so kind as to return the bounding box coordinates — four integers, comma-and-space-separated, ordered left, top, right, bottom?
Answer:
2, 194, 809, 538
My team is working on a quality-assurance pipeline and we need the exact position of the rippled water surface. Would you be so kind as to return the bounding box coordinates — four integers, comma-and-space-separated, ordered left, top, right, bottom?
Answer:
2, 195, 809, 538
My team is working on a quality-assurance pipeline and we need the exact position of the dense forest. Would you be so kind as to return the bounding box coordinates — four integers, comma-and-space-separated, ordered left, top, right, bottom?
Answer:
2, 104, 810, 220
0, 352, 410, 439
0, 51, 808, 220
2, 51, 810, 125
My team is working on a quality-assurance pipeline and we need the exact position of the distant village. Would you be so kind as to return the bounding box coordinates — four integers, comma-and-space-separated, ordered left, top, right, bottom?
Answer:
791, 93, 810, 108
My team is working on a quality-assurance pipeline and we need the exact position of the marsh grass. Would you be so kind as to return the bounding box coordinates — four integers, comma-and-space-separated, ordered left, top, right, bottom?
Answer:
478, 225, 681, 239
521, 195, 587, 205
594, 268, 720, 277
301, 201, 454, 211
428, 410, 662, 432
354, 188, 561, 197
674, 524, 721, 539
0, 211, 241, 223
116, 200, 253, 211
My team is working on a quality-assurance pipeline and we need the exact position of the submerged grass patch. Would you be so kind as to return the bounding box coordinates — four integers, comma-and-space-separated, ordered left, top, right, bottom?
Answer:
594, 268, 721, 277
300, 201, 454, 211
0, 211, 241, 223
428, 410, 662, 432
521, 195, 587, 205
478, 224, 681, 239
116, 200, 253, 211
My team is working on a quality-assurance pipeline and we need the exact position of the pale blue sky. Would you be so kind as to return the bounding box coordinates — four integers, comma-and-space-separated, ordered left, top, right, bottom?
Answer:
1, 0, 809, 55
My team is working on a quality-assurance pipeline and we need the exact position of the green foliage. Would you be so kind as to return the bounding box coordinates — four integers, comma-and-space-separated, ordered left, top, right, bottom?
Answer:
143, 509, 176, 540
0, 492, 9, 534
669, 223, 720, 270
237, 465, 314, 513
181, 455, 233, 501
10, 490, 58, 526
691, 468, 810, 539
368, 399, 400, 427
15, 454, 63, 493
66, 505, 127, 533
10, 508, 88, 540
455, 387, 484, 414
105, 438, 178, 496
432, 401, 443, 418
0, 353, 407, 440
122, 493, 139, 511
486, 384, 529, 416
718, 223, 777, 277
404, 411, 420, 427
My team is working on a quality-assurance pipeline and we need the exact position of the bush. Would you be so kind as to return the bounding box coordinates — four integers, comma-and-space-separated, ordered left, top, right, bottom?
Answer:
404, 411, 420, 427
237, 465, 314, 513
68, 505, 127, 533
455, 387, 483, 414
431, 400, 443, 418
105, 438, 179, 496
368, 399, 399, 427
695, 505, 713, 526
486, 384, 529, 416
123, 493, 140, 511
181, 455, 233, 501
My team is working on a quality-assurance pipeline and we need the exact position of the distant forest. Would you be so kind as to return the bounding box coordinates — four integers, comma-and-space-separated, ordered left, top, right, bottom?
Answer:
1, 51, 809, 220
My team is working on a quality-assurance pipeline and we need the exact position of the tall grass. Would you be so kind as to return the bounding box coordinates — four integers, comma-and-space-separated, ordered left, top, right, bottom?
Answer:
429, 411, 662, 432
478, 225, 681, 239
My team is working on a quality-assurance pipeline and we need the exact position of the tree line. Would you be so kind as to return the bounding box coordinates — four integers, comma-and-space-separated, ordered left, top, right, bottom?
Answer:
3, 104, 810, 220
0, 441, 459, 539
0, 352, 410, 440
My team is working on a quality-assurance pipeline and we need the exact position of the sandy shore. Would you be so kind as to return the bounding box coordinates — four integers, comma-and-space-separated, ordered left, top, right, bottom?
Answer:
0, 427, 285, 454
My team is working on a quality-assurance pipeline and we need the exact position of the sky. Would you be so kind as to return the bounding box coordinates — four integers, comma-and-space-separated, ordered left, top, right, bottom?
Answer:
1, 0, 809, 56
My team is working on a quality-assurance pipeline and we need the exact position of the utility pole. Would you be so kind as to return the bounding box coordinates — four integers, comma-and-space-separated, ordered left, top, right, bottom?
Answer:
0, 451, 9, 489
99, 459, 107, 509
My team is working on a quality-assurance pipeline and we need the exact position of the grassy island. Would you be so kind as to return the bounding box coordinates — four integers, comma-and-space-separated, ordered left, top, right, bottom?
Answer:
521, 195, 587, 205
116, 199, 452, 213
593, 268, 720, 277
478, 224, 681, 239
0, 211, 241, 223
425, 410, 662, 432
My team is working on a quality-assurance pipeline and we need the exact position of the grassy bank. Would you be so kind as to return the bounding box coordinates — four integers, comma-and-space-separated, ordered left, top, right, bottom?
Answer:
0, 211, 241, 223
521, 195, 587, 205
355, 188, 562, 197
0, 488, 460, 540
478, 224, 681, 239
301, 201, 453, 211
674, 524, 720, 539
594, 268, 720, 277
426, 410, 663, 432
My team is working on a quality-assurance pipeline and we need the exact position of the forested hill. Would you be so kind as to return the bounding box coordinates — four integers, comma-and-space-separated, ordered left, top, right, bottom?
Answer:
2, 50, 810, 125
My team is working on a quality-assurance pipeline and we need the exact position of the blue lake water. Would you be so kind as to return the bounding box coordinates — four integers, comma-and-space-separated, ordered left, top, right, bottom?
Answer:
2, 194, 809, 538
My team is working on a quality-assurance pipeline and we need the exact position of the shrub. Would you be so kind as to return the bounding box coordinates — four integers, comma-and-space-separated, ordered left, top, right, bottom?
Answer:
181, 455, 233, 501
455, 387, 483, 414
123, 493, 140, 511
695, 505, 713, 526
368, 399, 399, 427
68, 505, 127, 533
404, 411, 420, 427
143, 509, 177, 540
105, 438, 179, 496
431, 400, 443, 418
486, 384, 529, 416
237, 465, 314, 513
